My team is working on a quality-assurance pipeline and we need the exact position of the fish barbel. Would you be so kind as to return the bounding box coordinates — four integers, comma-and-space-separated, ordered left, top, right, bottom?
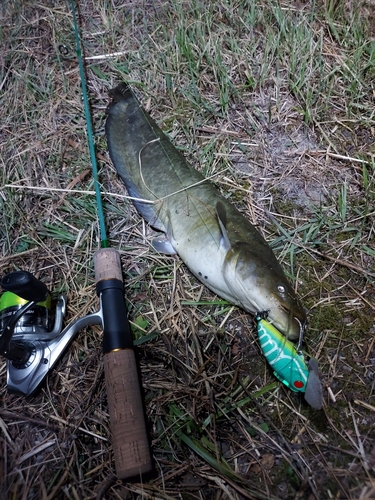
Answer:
105, 83, 306, 340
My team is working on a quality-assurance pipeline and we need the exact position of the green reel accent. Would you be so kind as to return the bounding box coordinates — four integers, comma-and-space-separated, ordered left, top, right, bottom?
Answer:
0, 291, 51, 312
0, 291, 52, 333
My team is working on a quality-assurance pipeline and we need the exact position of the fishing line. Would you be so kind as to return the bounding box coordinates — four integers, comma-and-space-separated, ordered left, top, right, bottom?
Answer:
4, 184, 155, 203
132, 88, 231, 199
137, 138, 231, 202
70, 0, 108, 248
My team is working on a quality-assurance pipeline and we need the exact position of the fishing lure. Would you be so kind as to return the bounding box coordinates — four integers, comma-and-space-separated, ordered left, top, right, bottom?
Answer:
255, 312, 323, 409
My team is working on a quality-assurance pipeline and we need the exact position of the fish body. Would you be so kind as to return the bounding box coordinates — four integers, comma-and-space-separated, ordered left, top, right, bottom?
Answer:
105, 83, 306, 340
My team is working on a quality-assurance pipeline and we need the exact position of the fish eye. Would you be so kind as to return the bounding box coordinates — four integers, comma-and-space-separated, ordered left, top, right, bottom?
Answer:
277, 285, 286, 294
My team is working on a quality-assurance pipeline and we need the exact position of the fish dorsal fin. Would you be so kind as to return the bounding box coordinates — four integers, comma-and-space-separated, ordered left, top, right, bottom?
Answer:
216, 201, 231, 250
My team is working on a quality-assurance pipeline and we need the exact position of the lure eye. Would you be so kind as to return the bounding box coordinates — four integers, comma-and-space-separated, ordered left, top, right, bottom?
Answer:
277, 285, 286, 294
294, 380, 305, 389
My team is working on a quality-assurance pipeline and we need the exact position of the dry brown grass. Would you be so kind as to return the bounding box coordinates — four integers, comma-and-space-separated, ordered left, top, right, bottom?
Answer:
1, 0, 375, 499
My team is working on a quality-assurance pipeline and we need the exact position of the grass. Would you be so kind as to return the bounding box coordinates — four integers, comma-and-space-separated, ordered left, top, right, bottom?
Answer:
1, 0, 375, 499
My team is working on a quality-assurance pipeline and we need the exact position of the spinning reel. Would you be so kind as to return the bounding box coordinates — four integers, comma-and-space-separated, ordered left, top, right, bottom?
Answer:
0, 270, 103, 396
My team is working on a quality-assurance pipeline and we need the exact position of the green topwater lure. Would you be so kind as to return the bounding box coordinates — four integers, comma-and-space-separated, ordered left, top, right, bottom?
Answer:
256, 312, 323, 409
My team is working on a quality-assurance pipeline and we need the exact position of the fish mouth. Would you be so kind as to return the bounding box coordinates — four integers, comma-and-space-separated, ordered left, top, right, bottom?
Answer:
275, 304, 306, 342
258, 304, 306, 343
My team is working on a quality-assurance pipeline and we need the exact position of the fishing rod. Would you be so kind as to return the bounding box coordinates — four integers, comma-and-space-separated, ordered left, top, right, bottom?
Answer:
0, 0, 153, 482
69, 0, 153, 479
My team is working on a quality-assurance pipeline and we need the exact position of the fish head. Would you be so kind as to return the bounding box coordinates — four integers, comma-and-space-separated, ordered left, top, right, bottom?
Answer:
222, 242, 306, 340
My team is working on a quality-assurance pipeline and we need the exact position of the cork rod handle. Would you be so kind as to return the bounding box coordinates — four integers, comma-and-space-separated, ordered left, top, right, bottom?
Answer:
94, 248, 153, 480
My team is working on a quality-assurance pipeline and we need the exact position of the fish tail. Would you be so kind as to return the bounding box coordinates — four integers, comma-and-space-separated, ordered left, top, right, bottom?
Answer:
108, 83, 131, 103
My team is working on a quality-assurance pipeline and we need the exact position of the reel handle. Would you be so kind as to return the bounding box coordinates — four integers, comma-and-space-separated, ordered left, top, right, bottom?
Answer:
94, 248, 153, 480
1, 271, 48, 302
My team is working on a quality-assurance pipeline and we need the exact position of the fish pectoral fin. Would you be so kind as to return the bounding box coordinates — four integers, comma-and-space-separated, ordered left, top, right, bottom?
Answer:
216, 201, 231, 251
151, 234, 177, 255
